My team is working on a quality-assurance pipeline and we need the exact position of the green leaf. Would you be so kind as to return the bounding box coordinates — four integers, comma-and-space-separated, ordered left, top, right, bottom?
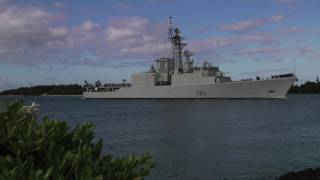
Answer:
0, 101, 155, 180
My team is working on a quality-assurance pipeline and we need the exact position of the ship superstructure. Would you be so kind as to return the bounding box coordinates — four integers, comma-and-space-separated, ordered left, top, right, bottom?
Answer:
83, 18, 295, 99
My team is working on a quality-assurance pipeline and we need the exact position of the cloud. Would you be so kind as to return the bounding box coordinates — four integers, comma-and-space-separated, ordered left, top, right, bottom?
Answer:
67, 20, 102, 48
0, 1, 301, 69
0, 75, 8, 86
295, 47, 315, 55
0, 1, 314, 69
193, 27, 210, 34
271, 15, 284, 22
190, 33, 274, 54
0, 1, 107, 66
220, 20, 265, 33
106, 28, 137, 42
234, 46, 320, 61
280, 27, 303, 34
0, 0, 296, 67
145, 0, 176, 3
295, 47, 320, 60
113, 2, 133, 11
0, 1, 171, 66
105, 17, 149, 41
0, 2, 70, 63
220, 15, 284, 33
0, 0, 8, 4
275, 0, 296, 5
52, 2, 65, 8
236, 47, 288, 56
103, 17, 170, 59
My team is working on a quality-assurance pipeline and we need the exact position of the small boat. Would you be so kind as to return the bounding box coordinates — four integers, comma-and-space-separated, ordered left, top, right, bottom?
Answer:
23, 101, 40, 109
23, 101, 40, 117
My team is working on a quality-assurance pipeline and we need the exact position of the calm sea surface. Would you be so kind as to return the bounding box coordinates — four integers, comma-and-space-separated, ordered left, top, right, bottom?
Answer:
1, 95, 320, 180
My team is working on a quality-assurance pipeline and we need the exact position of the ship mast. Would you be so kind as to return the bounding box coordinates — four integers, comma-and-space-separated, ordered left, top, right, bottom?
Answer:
168, 17, 174, 74
168, 17, 187, 74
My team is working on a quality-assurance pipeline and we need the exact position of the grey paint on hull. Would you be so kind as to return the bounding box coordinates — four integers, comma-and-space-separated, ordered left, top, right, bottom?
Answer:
83, 77, 295, 99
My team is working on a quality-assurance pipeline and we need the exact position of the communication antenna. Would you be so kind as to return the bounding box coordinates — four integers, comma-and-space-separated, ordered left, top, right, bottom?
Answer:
168, 17, 173, 41
167, 17, 187, 74
168, 17, 175, 73
293, 58, 296, 76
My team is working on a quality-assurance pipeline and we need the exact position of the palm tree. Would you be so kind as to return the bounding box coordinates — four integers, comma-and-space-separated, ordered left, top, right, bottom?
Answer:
95, 80, 102, 88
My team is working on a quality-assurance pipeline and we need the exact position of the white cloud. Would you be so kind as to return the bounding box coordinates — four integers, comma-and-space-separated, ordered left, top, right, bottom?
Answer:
237, 47, 287, 56
106, 28, 137, 41
0, 1, 310, 68
0, 3, 69, 59
103, 17, 170, 58
280, 27, 303, 34
190, 33, 274, 53
49, 27, 68, 36
105, 17, 150, 42
220, 15, 284, 33
0, 1, 172, 66
0, 2, 107, 65
78, 20, 100, 32
271, 15, 284, 22
220, 20, 264, 33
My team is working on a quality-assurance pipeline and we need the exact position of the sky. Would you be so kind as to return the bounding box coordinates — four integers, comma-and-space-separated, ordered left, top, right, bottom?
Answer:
0, 0, 319, 91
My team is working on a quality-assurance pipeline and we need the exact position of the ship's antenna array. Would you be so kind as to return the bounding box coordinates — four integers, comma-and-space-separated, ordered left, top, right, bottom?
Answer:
168, 17, 187, 74
168, 17, 175, 73
293, 58, 296, 76
168, 17, 173, 40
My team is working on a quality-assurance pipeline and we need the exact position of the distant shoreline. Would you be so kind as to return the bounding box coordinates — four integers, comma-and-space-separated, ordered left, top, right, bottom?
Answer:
0, 84, 84, 96
40, 94, 82, 97
0, 94, 82, 97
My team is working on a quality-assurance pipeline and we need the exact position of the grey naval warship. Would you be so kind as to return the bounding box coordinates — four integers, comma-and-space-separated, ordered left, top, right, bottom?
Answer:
83, 18, 295, 99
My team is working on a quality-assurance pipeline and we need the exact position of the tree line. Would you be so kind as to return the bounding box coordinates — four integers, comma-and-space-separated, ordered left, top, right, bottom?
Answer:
1, 81, 320, 95
0, 84, 84, 95
289, 81, 320, 93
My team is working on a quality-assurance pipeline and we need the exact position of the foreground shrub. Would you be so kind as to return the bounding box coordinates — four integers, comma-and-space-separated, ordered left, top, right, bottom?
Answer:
0, 102, 155, 180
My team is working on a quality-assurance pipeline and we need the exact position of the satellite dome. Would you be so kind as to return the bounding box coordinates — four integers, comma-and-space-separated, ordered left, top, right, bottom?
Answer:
184, 50, 194, 57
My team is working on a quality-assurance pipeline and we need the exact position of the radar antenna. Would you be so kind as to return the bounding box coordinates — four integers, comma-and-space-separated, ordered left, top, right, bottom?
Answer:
184, 50, 194, 61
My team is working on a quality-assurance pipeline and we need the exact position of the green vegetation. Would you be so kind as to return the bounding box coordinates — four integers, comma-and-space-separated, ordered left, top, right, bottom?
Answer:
0, 102, 155, 180
0, 84, 84, 96
289, 81, 320, 93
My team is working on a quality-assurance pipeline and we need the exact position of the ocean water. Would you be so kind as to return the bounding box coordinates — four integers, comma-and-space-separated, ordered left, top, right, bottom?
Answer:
1, 95, 320, 180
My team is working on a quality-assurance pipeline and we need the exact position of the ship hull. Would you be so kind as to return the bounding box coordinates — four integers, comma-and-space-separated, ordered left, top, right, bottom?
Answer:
83, 77, 295, 99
